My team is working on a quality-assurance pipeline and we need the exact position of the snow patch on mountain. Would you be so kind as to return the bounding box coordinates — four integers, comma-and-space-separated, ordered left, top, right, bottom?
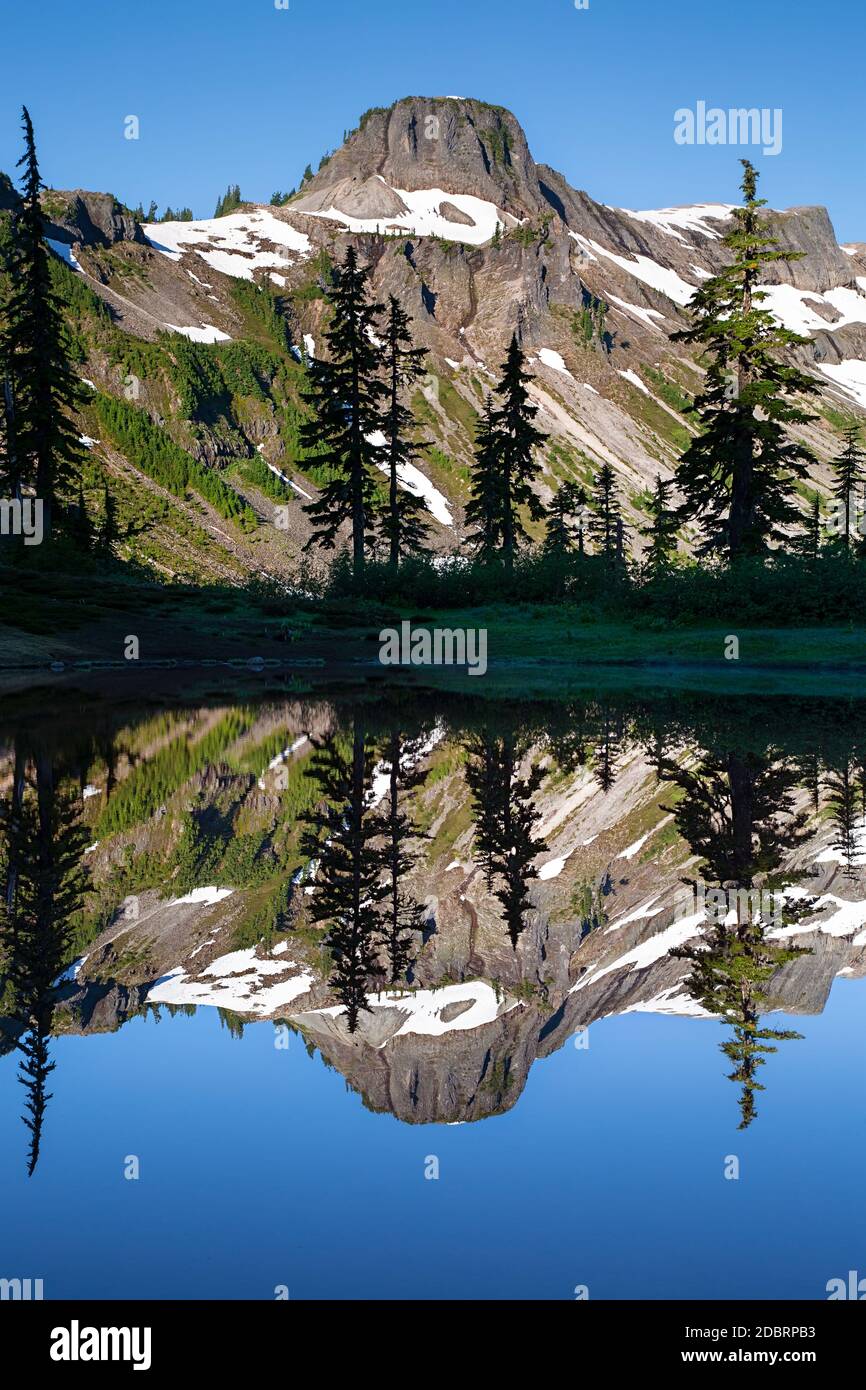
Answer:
147, 961, 314, 1015
300, 183, 512, 246
618, 368, 650, 396
607, 294, 666, 329
758, 283, 866, 335
537, 348, 573, 376
144, 211, 312, 281
373, 456, 454, 526
167, 323, 231, 343
817, 360, 866, 408
572, 914, 706, 992
304, 980, 514, 1039
47, 238, 82, 271
569, 232, 698, 306
617, 204, 733, 243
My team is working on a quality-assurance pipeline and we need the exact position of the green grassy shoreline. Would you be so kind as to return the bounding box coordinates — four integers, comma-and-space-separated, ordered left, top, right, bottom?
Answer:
4, 578, 866, 699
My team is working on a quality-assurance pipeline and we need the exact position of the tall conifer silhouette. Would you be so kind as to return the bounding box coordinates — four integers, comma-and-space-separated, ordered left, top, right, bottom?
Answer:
301, 247, 386, 579
465, 337, 546, 568
375, 727, 428, 984
672, 161, 817, 558
1, 744, 88, 1173
465, 731, 546, 948
300, 721, 386, 1030
0, 108, 82, 534
380, 295, 430, 565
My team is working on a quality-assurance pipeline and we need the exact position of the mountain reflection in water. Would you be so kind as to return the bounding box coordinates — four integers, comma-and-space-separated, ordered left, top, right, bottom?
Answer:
2, 686, 866, 1180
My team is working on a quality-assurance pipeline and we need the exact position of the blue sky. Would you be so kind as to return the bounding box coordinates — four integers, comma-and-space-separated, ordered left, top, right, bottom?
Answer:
2, 983, 864, 1298
2, 0, 864, 239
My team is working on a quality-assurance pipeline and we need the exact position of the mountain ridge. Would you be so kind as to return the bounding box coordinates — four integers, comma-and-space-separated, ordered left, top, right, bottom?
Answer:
6, 93, 866, 582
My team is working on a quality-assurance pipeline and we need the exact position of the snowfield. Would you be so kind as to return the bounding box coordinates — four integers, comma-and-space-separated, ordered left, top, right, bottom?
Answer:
758, 283, 866, 335
817, 359, 866, 408
146, 944, 314, 1016
537, 347, 573, 376
607, 294, 666, 329
304, 980, 514, 1040
300, 180, 514, 246
569, 231, 698, 306
618, 368, 650, 396
144, 210, 312, 281
47, 238, 82, 271
617, 204, 733, 243
167, 323, 231, 343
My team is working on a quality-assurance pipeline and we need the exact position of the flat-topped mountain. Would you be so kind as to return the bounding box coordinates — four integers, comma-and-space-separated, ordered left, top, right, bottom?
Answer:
4, 94, 864, 582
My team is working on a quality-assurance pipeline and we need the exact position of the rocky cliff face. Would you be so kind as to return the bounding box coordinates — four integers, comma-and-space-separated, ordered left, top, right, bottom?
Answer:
295, 97, 551, 220
43, 189, 145, 247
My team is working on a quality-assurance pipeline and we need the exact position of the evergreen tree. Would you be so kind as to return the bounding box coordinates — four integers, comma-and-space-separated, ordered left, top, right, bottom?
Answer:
490, 335, 547, 571
300, 247, 386, 579
591, 705, 621, 792
588, 464, 627, 566
658, 740, 816, 1126
375, 728, 428, 984
0, 745, 88, 1173
380, 295, 430, 565
493, 737, 546, 949
828, 425, 865, 550
824, 761, 859, 876
213, 183, 242, 218
300, 723, 386, 1031
465, 396, 502, 555
671, 161, 817, 558
673, 919, 807, 1129
465, 731, 547, 948
640, 474, 678, 574
0, 108, 82, 533
543, 480, 585, 556
300, 164, 314, 187
463, 733, 502, 888
74, 481, 92, 550
794, 749, 822, 815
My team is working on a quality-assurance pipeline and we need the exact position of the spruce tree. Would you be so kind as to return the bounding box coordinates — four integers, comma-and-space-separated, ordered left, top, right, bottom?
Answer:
375, 728, 428, 984
673, 920, 807, 1129
825, 762, 859, 875
592, 706, 621, 792
465, 731, 547, 948
300, 724, 386, 1031
829, 425, 864, 550
490, 335, 548, 571
543, 480, 585, 556
661, 742, 814, 1127
301, 247, 386, 579
380, 295, 430, 565
213, 183, 242, 218
465, 396, 502, 555
0, 108, 82, 535
640, 474, 678, 574
1, 745, 88, 1173
463, 733, 502, 888
588, 464, 626, 566
671, 161, 817, 558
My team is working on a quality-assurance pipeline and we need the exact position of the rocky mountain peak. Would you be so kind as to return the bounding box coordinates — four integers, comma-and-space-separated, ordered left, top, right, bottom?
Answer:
294, 95, 551, 223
